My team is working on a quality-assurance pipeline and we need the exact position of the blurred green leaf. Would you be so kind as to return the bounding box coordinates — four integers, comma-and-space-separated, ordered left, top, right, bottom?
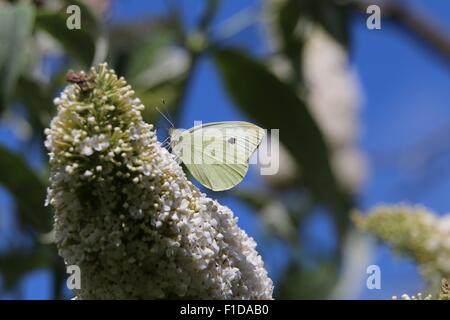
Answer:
0, 1, 35, 109
14, 76, 54, 135
126, 35, 189, 124
35, 10, 95, 67
0, 247, 51, 290
125, 32, 177, 82
270, 0, 349, 85
108, 20, 188, 124
315, 0, 349, 47
273, 0, 308, 76
51, 259, 68, 300
198, 0, 220, 30
275, 0, 349, 49
0, 146, 52, 233
109, 18, 182, 74
137, 80, 185, 124
213, 49, 351, 224
62, 0, 102, 38
276, 261, 338, 299
235, 189, 308, 245
234, 189, 272, 210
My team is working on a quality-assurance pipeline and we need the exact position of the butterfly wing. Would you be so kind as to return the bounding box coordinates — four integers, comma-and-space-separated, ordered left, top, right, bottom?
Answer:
184, 162, 249, 191
171, 122, 265, 191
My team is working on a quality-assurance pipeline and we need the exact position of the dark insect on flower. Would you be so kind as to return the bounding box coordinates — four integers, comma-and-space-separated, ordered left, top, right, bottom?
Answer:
66, 70, 93, 92
440, 279, 449, 300
443, 279, 449, 292
66, 70, 88, 83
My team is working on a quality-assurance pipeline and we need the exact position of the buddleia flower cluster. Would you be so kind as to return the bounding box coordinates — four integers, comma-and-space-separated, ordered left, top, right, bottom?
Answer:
354, 205, 450, 297
440, 278, 449, 300
44, 63, 273, 299
392, 293, 432, 300
263, 0, 366, 193
393, 279, 449, 300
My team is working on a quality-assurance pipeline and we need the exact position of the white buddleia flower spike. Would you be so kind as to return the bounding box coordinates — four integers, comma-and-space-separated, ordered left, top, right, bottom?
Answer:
355, 205, 450, 297
45, 63, 273, 299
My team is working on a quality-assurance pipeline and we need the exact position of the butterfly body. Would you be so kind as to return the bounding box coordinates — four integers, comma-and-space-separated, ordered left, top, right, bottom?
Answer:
170, 121, 265, 191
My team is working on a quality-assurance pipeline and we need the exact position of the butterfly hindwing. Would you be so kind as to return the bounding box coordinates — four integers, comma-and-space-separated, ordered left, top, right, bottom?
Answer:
170, 121, 264, 191
184, 163, 249, 191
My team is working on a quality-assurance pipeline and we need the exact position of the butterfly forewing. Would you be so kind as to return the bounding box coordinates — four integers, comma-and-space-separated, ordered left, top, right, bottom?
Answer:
170, 121, 265, 191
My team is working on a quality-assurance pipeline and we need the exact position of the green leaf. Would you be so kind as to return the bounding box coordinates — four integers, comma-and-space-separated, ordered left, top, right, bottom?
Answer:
51, 258, 69, 300
0, 247, 52, 290
136, 80, 184, 124
0, 1, 35, 108
213, 49, 351, 222
235, 189, 309, 245
62, 0, 102, 38
234, 189, 272, 210
14, 76, 54, 134
35, 10, 96, 67
274, 0, 309, 61
275, 261, 338, 299
0, 146, 52, 233
126, 32, 178, 83
119, 27, 189, 125
106, 17, 188, 124
274, 0, 349, 49
315, 0, 350, 47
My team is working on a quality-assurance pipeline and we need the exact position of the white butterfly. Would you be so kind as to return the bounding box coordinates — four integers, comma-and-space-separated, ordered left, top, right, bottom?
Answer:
169, 121, 265, 191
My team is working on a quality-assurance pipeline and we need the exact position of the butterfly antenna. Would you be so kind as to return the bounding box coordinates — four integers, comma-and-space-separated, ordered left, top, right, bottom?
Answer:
161, 135, 171, 148
156, 106, 175, 128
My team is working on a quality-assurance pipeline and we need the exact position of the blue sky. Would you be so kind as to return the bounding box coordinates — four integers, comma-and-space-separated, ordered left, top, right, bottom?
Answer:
353, 0, 450, 298
1, 0, 450, 299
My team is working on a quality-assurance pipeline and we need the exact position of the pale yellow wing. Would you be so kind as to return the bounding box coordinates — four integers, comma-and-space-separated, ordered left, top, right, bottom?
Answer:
171, 121, 264, 191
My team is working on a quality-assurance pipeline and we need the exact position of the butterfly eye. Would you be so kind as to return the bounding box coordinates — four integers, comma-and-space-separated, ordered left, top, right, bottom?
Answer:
178, 136, 183, 142
228, 137, 236, 144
